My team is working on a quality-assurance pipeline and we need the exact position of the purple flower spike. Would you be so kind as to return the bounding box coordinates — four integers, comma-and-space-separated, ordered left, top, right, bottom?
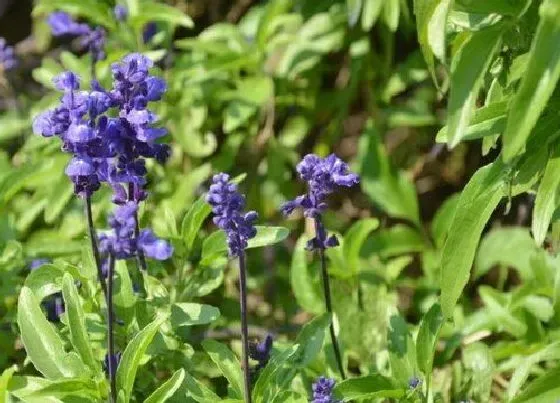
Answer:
281, 153, 359, 250
207, 173, 258, 257
48, 11, 90, 36
249, 334, 273, 372
53, 71, 80, 91
138, 229, 174, 260
0, 37, 17, 71
114, 5, 128, 22
312, 377, 339, 403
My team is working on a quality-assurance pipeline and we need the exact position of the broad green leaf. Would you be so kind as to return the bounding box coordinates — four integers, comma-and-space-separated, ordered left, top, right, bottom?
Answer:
475, 228, 537, 280
61, 274, 98, 374
252, 345, 299, 403
462, 343, 495, 402
436, 100, 508, 143
183, 371, 221, 402
201, 340, 243, 399
201, 226, 289, 265
502, 0, 560, 161
440, 161, 505, 318
20, 378, 98, 401
508, 342, 560, 401
144, 369, 185, 403
343, 218, 379, 275
0, 366, 16, 402
361, 0, 383, 30
511, 366, 560, 403
33, 0, 114, 29
290, 236, 323, 314
23, 263, 86, 300
116, 315, 168, 402
170, 303, 220, 328
388, 315, 418, 386
358, 121, 420, 224
446, 25, 504, 147
533, 149, 560, 246
293, 313, 331, 367
130, 2, 193, 28
333, 375, 405, 401
363, 224, 425, 258
181, 195, 212, 254
416, 304, 444, 377
17, 287, 87, 379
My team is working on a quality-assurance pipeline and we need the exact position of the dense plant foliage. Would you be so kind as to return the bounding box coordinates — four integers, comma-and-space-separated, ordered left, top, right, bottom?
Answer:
1, 0, 560, 401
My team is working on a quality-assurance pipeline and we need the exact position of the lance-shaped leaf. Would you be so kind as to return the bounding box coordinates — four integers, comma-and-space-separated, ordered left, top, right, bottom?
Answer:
533, 149, 560, 246
144, 369, 186, 403
440, 160, 506, 318
502, 0, 560, 161
446, 25, 504, 147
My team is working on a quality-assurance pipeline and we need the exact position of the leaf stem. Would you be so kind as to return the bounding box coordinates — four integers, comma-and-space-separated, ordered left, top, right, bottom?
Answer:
238, 250, 252, 403
315, 218, 346, 380
107, 253, 117, 403
85, 195, 108, 300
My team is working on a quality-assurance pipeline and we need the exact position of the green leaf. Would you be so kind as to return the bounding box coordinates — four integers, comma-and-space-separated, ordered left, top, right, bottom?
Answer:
20, 378, 99, 401
475, 228, 537, 280
454, 0, 530, 16
33, 0, 114, 29
479, 286, 527, 337
413, 0, 443, 82
17, 287, 88, 379
293, 313, 331, 367
290, 236, 323, 314
533, 149, 560, 246
170, 303, 220, 328
0, 114, 28, 141
462, 342, 495, 402
252, 345, 299, 403
416, 304, 444, 377
502, 0, 560, 160
201, 226, 289, 265
511, 366, 560, 403
347, 0, 362, 26
440, 161, 505, 318
201, 340, 243, 400
446, 25, 504, 147
333, 375, 405, 401
343, 218, 379, 275
363, 225, 425, 258
130, 2, 193, 28
361, 0, 383, 30
113, 260, 137, 326
181, 195, 212, 254
388, 315, 417, 386
61, 274, 98, 374
358, 121, 420, 224
144, 369, 185, 403
183, 371, 221, 402
0, 366, 16, 402
383, 0, 400, 32
116, 315, 167, 402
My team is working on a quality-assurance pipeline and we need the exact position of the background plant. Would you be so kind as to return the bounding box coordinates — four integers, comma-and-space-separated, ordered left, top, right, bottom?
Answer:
0, 0, 559, 402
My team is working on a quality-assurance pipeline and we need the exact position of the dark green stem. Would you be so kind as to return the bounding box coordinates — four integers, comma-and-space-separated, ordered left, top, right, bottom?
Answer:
314, 218, 346, 380
107, 254, 117, 403
238, 250, 252, 403
85, 196, 107, 301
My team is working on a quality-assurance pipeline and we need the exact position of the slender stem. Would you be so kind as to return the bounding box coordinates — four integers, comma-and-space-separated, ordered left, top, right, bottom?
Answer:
107, 254, 117, 403
128, 183, 148, 273
314, 219, 346, 380
238, 251, 252, 403
85, 196, 108, 300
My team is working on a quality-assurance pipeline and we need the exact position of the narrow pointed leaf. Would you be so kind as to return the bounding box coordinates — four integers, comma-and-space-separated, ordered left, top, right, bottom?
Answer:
144, 369, 185, 403
533, 149, 560, 246
201, 340, 243, 399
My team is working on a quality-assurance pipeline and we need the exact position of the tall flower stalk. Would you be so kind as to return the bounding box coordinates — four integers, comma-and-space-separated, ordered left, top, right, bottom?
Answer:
33, 53, 173, 401
281, 154, 360, 380
207, 173, 258, 403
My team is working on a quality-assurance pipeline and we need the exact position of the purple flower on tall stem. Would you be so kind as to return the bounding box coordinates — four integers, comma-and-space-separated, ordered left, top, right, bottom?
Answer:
281, 154, 359, 380
249, 334, 273, 375
207, 173, 257, 403
312, 377, 339, 403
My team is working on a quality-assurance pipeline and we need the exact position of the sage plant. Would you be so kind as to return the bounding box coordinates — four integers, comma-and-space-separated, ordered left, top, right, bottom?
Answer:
281, 154, 359, 379
207, 173, 258, 403
33, 53, 172, 402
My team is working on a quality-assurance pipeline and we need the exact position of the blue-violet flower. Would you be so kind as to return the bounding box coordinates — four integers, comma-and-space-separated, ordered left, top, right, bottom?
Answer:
0, 37, 17, 71
312, 377, 339, 403
249, 334, 273, 371
207, 173, 258, 258
114, 5, 128, 22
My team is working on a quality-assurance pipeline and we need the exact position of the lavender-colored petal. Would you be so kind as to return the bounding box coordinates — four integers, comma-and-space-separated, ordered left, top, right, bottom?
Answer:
53, 71, 80, 91
65, 155, 95, 176
113, 5, 128, 21
66, 122, 95, 143
137, 229, 174, 260
146, 76, 166, 101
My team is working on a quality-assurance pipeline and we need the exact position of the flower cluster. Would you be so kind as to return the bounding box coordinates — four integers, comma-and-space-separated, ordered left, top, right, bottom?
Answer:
48, 11, 106, 62
281, 154, 359, 250
98, 202, 173, 263
312, 377, 339, 403
33, 53, 169, 201
0, 37, 17, 71
207, 173, 258, 257
249, 334, 273, 374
